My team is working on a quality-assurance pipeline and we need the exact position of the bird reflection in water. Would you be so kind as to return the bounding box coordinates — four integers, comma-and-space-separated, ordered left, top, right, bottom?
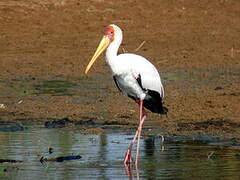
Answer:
124, 136, 165, 179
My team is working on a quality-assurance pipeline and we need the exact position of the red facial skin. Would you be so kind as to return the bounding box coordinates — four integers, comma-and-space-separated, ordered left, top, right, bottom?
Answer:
105, 26, 114, 42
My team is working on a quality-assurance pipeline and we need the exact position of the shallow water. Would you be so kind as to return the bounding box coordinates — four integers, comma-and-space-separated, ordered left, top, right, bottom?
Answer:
0, 124, 240, 179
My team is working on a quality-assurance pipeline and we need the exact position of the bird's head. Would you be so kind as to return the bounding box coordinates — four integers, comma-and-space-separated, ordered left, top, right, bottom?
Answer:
85, 24, 122, 74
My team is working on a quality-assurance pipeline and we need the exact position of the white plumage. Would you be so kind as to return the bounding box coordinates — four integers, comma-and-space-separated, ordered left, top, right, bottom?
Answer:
107, 53, 164, 100
85, 24, 168, 166
103, 24, 166, 114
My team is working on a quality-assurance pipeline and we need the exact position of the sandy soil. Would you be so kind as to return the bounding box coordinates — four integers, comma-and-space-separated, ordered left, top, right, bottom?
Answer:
0, 0, 239, 138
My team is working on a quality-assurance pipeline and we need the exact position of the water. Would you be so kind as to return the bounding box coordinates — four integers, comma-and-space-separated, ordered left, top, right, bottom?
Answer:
0, 124, 240, 179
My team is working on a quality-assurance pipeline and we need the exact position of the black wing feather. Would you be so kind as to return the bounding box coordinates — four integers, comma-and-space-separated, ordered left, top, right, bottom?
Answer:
113, 74, 168, 115
113, 75, 122, 93
136, 74, 168, 114
136, 74, 144, 90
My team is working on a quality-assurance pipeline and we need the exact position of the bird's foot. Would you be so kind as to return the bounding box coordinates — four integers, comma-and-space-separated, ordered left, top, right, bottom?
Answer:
124, 148, 134, 165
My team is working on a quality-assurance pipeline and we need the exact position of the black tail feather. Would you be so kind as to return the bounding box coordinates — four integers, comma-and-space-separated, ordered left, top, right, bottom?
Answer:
159, 106, 168, 115
143, 90, 168, 115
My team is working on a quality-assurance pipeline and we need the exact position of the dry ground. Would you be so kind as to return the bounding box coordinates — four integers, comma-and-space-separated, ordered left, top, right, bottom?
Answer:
0, 0, 239, 138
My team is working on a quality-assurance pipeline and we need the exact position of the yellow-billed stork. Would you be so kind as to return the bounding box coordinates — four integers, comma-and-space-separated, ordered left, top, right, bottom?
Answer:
85, 24, 168, 166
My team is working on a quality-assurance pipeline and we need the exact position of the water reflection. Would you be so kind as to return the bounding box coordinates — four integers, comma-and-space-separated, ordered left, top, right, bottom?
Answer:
0, 125, 240, 179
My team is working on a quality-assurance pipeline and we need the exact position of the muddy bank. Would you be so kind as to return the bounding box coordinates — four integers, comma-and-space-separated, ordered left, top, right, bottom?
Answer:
0, 0, 239, 138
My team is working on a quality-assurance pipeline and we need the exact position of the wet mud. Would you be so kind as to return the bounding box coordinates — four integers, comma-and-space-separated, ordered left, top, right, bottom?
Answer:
0, 0, 239, 139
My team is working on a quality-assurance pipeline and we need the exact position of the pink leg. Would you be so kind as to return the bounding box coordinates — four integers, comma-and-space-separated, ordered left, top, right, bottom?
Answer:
124, 100, 146, 165
124, 126, 139, 165
135, 100, 146, 166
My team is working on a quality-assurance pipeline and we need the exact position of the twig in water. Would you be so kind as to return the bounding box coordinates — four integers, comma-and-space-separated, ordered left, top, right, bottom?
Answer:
0, 104, 6, 109
207, 151, 215, 159
161, 135, 164, 143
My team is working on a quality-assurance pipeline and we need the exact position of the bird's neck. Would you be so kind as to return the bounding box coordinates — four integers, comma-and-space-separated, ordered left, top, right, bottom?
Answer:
105, 33, 122, 65
105, 41, 119, 61
105, 31, 123, 75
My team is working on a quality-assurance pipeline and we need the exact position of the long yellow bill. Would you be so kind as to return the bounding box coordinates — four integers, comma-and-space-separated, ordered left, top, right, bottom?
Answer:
85, 35, 110, 74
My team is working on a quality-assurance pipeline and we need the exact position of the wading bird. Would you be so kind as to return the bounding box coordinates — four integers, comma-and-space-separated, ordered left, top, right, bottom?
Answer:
85, 24, 168, 166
